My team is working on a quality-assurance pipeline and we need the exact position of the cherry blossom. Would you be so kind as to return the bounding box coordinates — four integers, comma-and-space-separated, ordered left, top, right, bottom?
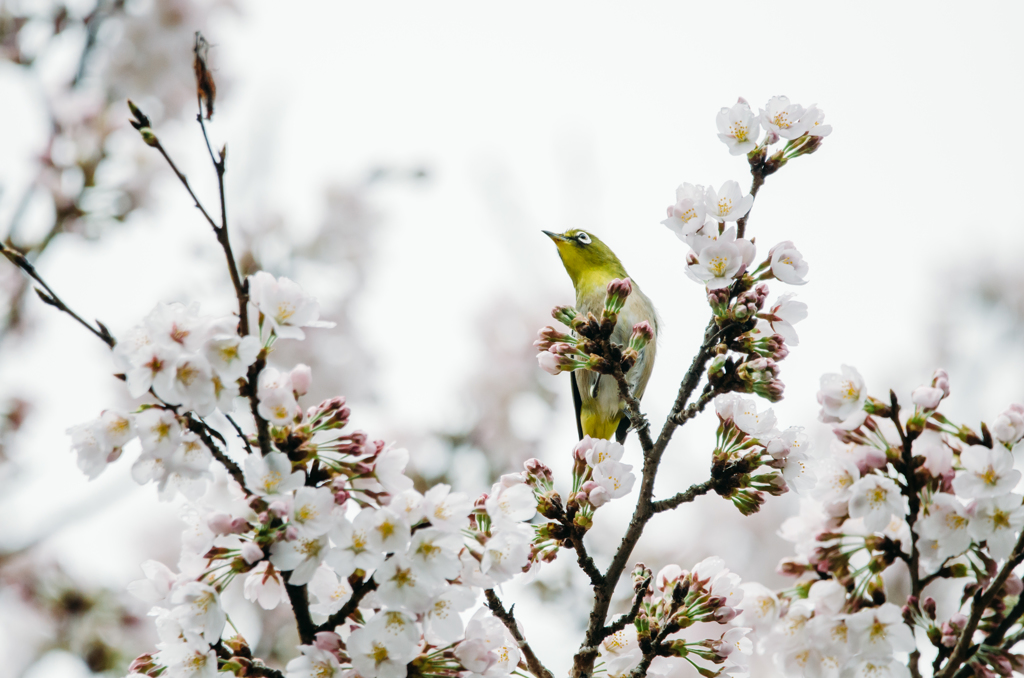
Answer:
242, 451, 305, 498
705, 180, 754, 222
347, 611, 419, 678
248, 271, 335, 341
915, 493, 971, 563
661, 182, 708, 238
848, 475, 905, 532
817, 365, 867, 427
952, 445, 1021, 499
307, 565, 353, 616
761, 293, 807, 346
760, 95, 808, 139
968, 493, 1024, 559
716, 98, 761, 155
769, 241, 809, 285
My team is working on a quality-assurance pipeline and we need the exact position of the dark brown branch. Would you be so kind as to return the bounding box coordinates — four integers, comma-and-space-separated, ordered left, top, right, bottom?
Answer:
184, 414, 244, 488
567, 528, 605, 588
195, 109, 249, 336
284, 573, 316, 645
243, 357, 274, 457
224, 413, 255, 456
318, 576, 378, 632
612, 370, 654, 454
940, 527, 1024, 678
1, 243, 115, 347
735, 170, 764, 240
572, 319, 720, 678
651, 479, 715, 514
246, 665, 286, 678
484, 589, 555, 678
604, 576, 650, 637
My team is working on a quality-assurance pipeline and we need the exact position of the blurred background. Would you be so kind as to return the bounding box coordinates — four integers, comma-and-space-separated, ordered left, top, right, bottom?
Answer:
1, 0, 1023, 676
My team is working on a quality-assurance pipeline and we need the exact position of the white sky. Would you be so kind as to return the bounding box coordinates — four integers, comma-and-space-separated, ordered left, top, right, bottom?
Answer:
4, 1, 1024, 675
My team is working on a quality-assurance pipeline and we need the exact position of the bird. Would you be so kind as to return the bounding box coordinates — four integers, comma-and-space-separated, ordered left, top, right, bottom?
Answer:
543, 229, 659, 443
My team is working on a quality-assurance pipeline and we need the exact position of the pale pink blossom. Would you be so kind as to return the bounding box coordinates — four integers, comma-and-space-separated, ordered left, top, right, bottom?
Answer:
953, 445, 1021, 498
661, 182, 707, 237
716, 98, 761, 155
769, 241, 809, 285
849, 475, 905, 532
760, 95, 808, 139
704, 180, 754, 222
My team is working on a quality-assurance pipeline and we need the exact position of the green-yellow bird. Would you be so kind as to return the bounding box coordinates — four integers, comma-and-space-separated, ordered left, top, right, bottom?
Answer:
543, 229, 659, 442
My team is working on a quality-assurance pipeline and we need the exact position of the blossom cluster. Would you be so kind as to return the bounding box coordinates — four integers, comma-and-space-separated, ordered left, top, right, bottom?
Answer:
596, 559, 752, 678
752, 367, 1024, 677
55, 92, 841, 678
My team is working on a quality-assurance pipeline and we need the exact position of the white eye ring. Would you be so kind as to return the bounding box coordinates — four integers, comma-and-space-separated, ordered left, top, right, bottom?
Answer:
576, 232, 591, 244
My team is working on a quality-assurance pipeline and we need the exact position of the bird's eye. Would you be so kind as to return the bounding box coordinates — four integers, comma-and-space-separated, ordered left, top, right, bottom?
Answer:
576, 233, 591, 245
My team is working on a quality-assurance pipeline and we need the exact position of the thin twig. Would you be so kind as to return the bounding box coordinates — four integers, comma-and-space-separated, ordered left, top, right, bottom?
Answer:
612, 370, 654, 454
224, 413, 255, 456
568, 528, 605, 588
939, 527, 1024, 678
318, 576, 377, 632
605, 576, 650, 637
184, 414, 244, 488
1, 243, 115, 347
484, 589, 555, 678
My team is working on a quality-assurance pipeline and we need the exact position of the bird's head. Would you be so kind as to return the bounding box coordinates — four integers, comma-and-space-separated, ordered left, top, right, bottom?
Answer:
543, 229, 628, 290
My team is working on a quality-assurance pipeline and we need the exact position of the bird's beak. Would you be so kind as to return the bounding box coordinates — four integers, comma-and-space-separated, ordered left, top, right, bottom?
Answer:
542, 230, 567, 243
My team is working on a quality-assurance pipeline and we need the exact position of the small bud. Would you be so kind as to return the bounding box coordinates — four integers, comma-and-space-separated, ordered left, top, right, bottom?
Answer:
290, 364, 312, 396
268, 501, 289, 518
193, 32, 217, 120
284, 526, 299, 541
922, 596, 937, 620
628, 321, 655, 352
551, 305, 578, 326
139, 127, 159, 147
240, 542, 263, 564
604, 278, 632, 314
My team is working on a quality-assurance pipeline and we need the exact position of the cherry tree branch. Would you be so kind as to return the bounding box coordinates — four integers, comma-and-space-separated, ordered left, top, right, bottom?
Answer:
0, 243, 115, 347
940, 527, 1024, 678
484, 589, 555, 678
318, 576, 378, 633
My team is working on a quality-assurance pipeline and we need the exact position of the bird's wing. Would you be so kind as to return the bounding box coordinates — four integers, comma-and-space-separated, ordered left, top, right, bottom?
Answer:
571, 370, 584, 441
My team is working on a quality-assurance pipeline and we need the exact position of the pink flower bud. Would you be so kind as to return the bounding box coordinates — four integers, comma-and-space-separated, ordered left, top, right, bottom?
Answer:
290, 364, 312, 396
588, 485, 611, 507
912, 386, 943, 410
240, 542, 264, 564
604, 278, 632, 314
314, 631, 342, 653
573, 436, 596, 462
334, 489, 350, 505
284, 526, 299, 541
931, 369, 950, 396
268, 501, 289, 517
208, 512, 237, 535
1005, 574, 1024, 597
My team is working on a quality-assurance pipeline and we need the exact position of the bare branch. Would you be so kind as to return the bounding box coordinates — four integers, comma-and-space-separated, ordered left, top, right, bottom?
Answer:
604, 576, 650, 637
1, 243, 115, 347
484, 589, 555, 678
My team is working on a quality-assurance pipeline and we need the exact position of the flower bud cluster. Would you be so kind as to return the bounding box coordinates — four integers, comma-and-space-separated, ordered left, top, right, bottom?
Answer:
709, 394, 813, 516
596, 558, 752, 677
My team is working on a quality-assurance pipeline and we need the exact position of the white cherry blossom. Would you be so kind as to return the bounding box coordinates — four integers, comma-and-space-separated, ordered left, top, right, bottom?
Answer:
170, 581, 225, 645
769, 241, 809, 285
800, 104, 832, 137
717, 98, 761, 155
421, 484, 473, 532
817, 365, 867, 426
289, 486, 335, 537
485, 481, 536, 527
704, 180, 754, 222
915, 493, 971, 563
661, 182, 707, 237
285, 645, 342, 678
952, 445, 1021, 499
762, 293, 807, 346
376, 553, 443, 611
248, 271, 334, 341
307, 565, 352, 617
347, 610, 419, 678
848, 475, 905, 532
242, 451, 305, 498
760, 95, 808, 139
243, 561, 286, 610
423, 584, 476, 645
846, 603, 915, 657
270, 535, 330, 586
968, 493, 1024, 559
